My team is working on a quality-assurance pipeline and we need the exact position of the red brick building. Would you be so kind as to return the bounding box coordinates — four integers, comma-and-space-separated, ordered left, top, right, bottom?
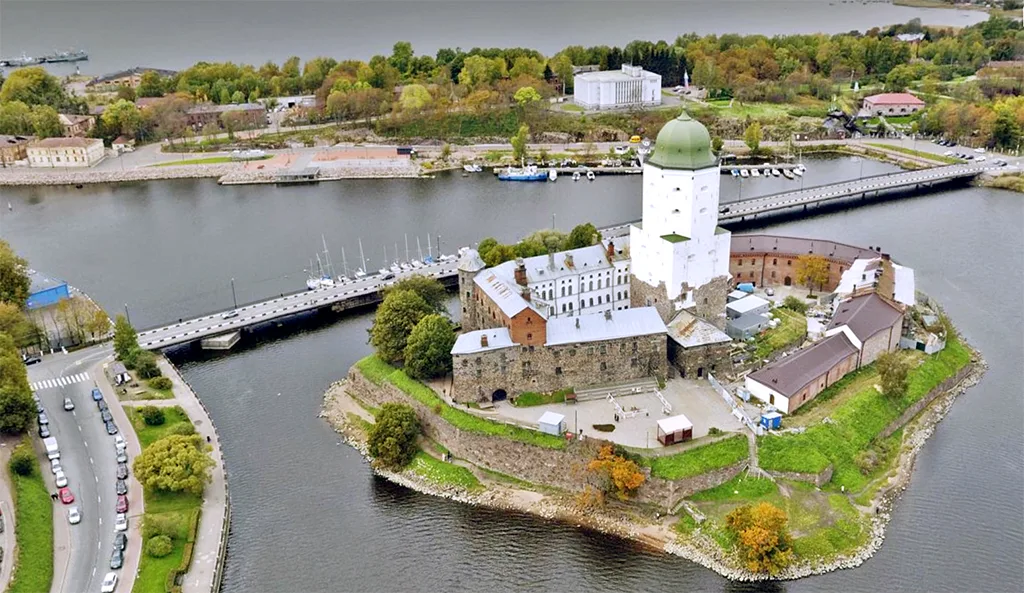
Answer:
729, 235, 880, 291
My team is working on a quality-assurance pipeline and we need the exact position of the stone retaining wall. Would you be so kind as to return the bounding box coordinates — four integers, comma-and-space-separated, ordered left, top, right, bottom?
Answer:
347, 367, 750, 508
878, 365, 973, 440
0, 164, 235, 186
767, 464, 834, 487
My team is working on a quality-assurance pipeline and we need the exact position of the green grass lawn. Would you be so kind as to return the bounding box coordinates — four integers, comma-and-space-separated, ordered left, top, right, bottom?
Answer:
753, 308, 807, 360
512, 389, 571, 407
705, 99, 792, 118
124, 405, 192, 448
356, 356, 566, 449
560, 103, 584, 112
8, 463, 53, 593
645, 435, 748, 480
759, 334, 971, 492
409, 451, 483, 492
154, 155, 271, 167
866, 143, 962, 165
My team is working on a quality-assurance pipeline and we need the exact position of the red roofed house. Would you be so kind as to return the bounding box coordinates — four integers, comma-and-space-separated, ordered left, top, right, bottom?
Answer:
862, 93, 926, 116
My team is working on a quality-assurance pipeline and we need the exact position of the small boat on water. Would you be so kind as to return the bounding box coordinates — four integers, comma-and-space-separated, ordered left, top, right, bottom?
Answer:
782, 168, 795, 180
586, 170, 596, 181
740, 169, 750, 178
463, 164, 482, 173
498, 165, 548, 181
548, 169, 558, 182
792, 166, 804, 177
730, 169, 739, 177
1, 52, 38, 67
751, 169, 761, 177
43, 49, 88, 64
572, 171, 581, 181
771, 168, 781, 177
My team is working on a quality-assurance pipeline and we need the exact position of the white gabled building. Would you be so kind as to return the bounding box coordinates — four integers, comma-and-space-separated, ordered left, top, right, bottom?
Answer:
630, 111, 732, 321
573, 64, 662, 110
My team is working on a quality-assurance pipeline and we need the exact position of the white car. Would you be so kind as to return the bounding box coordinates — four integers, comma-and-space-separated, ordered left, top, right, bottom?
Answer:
974, 147, 986, 153
54, 469, 68, 488
116, 450, 127, 464
613, 145, 629, 155
943, 150, 954, 156
50, 459, 62, 475
115, 513, 128, 532
113, 435, 126, 449
976, 156, 986, 162
100, 572, 118, 593
68, 506, 81, 525
63, 397, 74, 411
221, 310, 238, 319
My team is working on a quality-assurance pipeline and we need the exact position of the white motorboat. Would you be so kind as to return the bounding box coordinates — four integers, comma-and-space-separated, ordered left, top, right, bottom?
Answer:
751, 169, 761, 177
586, 170, 596, 181
771, 168, 781, 177
572, 171, 581, 181
740, 169, 749, 178
548, 169, 557, 181
463, 164, 482, 172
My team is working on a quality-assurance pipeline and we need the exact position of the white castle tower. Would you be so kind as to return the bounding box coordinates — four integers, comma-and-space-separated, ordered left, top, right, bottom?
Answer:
629, 111, 732, 325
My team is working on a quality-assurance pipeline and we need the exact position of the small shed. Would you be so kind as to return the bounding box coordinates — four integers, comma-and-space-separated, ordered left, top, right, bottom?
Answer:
112, 136, 136, 153
110, 361, 131, 385
656, 414, 693, 445
760, 411, 782, 431
26, 270, 70, 310
727, 289, 749, 303
538, 411, 566, 436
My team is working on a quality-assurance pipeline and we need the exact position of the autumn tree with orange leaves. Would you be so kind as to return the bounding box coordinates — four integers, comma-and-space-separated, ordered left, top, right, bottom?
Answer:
725, 502, 793, 575
587, 445, 645, 501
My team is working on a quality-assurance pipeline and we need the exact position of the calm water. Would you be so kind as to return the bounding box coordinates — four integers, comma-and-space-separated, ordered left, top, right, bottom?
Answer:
3, 158, 1021, 592
1, 1, 988, 74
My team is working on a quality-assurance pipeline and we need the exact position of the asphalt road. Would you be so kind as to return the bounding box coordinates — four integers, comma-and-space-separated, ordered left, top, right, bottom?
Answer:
137, 258, 460, 349
28, 346, 121, 593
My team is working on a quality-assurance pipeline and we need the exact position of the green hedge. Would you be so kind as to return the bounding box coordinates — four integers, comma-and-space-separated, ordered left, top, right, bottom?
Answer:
646, 435, 749, 480
355, 356, 566, 449
165, 508, 201, 593
8, 444, 53, 593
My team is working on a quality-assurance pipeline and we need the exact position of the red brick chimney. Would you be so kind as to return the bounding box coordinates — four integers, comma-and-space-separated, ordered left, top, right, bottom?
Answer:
514, 258, 527, 287
606, 240, 615, 260
480, 333, 488, 348
876, 253, 897, 305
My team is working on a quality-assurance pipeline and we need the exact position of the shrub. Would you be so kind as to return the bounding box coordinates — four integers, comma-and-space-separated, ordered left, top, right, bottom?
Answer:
143, 514, 179, 540
854, 449, 878, 475
134, 350, 161, 379
781, 296, 809, 314
145, 535, 173, 558
725, 502, 793, 575
8, 441, 35, 476
139, 405, 165, 426
148, 376, 172, 391
169, 422, 196, 436
587, 445, 645, 501
708, 426, 723, 436
367, 403, 420, 469
592, 424, 615, 433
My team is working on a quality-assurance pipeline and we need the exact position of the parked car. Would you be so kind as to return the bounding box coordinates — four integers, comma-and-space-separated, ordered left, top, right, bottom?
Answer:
114, 532, 127, 551
96, 399, 108, 413
33, 396, 43, 413
114, 513, 128, 532
115, 479, 128, 496
39, 424, 50, 438
110, 547, 123, 570
100, 572, 118, 593
100, 410, 113, 423
765, 287, 775, 297
63, 397, 74, 411
116, 463, 128, 480
113, 435, 126, 449
50, 459, 62, 475
58, 487, 74, 504
115, 495, 128, 513
105, 421, 118, 435
67, 506, 81, 525
974, 147, 985, 153
55, 470, 68, 488
383, 273, 395, 280
613, 145, 629, 155
37, 412, 49, 426
22, 353, 41, 365
92, 388, 103, 402
116, 449, 127, 464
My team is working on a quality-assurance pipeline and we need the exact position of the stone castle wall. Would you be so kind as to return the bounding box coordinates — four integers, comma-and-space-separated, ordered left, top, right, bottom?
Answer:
878, 365, 973, 440
766, 464, 834, 487
669, 339, 734, 380
348, 366, 747, 509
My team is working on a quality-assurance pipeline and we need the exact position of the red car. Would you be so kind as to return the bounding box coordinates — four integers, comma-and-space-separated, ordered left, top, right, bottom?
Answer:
58, 487, 75, 504
115, 495, 128, 513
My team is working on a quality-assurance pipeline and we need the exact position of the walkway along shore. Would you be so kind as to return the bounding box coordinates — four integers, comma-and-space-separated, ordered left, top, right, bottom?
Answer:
320, 343, 987, 582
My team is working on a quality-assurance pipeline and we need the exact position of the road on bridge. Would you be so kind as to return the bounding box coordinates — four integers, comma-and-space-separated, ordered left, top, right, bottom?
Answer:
138, 259, 460, 349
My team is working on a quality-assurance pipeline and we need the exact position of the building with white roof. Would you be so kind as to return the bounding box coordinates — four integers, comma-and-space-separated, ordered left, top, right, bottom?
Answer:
573, 64, 662, 110
833, 255, 915, 311
726, 295, 771, 319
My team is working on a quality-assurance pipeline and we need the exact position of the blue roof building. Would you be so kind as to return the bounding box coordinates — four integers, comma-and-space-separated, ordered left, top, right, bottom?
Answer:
26, 271, 70, 310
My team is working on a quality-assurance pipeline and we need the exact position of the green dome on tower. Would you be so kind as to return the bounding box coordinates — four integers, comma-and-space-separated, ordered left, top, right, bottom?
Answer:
647, 111, 718, 170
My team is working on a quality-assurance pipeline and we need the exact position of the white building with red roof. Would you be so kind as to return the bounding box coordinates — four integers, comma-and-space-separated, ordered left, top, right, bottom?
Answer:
861, 93, 926, 117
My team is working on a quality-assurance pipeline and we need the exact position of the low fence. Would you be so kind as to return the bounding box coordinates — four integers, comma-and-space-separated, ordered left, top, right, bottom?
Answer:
163, 359, 231, 593
708, 374, 761, 435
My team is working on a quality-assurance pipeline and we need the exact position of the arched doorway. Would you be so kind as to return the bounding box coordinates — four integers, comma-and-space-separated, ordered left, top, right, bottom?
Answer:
697, 367, 704, 378
784, 276, 792, 286
492, 389, 508, 402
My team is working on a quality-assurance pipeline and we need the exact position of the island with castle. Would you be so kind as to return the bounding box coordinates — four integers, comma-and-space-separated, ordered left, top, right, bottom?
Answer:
322, 112, 984, 580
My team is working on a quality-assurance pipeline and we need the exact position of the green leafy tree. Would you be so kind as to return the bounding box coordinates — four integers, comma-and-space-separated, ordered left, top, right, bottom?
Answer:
509, 56, 545, 79
145, 535, 173, 558
795, 254, 830, 297
0, 67, 69, 108
139, 405, 166, 426
389, 41, 415, 76
134, 350, 160, 379
511, 124, 530, 162
725, 502, 793, 575
0, 352, 35, 434
482, 244, 517, 267
0, 240, 30, 307
876, 351, 910, 399
137, 71, 166, 98
399, 84, 432, 111
383, 275, 448, 313
564, 223, 602, 250
548, 54, 574, 93
116, 85, 137, 102
712, 136, 724, 153
0, 302, 34, 346
112, 314, 138, 361
367, 403, 420, 469
29, 105, 62, 138
101, 99, 144, 139
369, 290, 434, 363
513, 86, 541, 109
8, 440, 35, 476
230, 90, 246, 104
522, 229, 567, 253
744, 121, 762, 153
132, 434, 214, 496
476, 238, 499, 263
403, 314, 456, 379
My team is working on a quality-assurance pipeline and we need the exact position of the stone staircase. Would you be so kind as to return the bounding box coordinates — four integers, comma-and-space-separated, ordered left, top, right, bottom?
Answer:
572, 377, 660, 403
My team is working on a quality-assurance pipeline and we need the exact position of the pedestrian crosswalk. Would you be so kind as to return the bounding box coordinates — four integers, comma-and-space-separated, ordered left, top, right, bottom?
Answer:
30, 372, 90, 392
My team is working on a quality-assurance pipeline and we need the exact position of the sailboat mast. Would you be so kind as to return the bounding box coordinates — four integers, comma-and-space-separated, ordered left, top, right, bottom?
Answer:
417, 237, 423, 262
405, 234, 409, 263
321, 234, 334, 278
359, 238, 367, 272
394, 243, 399, 265
427, 235, 432, 261
341, 247, 349, 277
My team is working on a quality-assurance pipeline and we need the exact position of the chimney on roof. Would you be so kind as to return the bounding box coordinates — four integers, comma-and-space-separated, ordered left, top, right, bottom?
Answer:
521, 286, 531, 302
606, 240, 615, 260
564, 254, 574, 269
548, 251, 555, 271
480, 334, 489, 347
604, 310, 612, 321
514, 258, 527, 287
875, 246, 882, 252
876, 253, 896, 304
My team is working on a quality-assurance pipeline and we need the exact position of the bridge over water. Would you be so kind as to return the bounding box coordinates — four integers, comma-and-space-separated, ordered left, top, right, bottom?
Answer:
137, 163, 993, 349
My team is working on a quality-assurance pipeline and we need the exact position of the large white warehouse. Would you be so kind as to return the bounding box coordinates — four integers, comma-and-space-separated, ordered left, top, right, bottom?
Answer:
573, 65, 662, 110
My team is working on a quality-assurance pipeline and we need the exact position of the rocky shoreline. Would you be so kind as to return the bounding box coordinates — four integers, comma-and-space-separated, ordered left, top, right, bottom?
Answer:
320, 351, 986, 582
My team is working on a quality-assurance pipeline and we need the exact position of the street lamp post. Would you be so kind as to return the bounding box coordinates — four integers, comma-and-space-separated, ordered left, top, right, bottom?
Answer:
230, 278, 237, 310
124, 303, 131, 326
